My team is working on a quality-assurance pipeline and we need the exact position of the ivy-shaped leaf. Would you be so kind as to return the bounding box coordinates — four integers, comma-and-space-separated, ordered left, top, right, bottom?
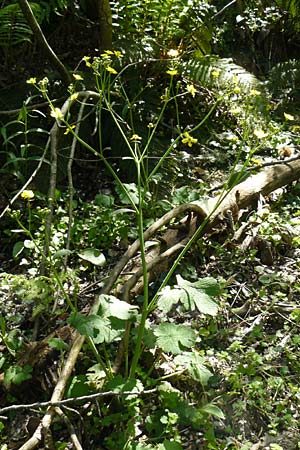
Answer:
153, 323, 196, 354
174, 351, 212, 385
98, 294, 138, 320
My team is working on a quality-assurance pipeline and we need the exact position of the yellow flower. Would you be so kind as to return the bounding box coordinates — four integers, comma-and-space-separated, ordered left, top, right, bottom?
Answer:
187, 84, 197, 97
21, 190, 34, 200
250, 89, 260, 97
284, 112, 295, 121
251, 157, 262, 167
148, 122, 154, 128
114, 50, 122, 57
82, 56, 91, 67
211, 69, 220, 78
50, 108, 63, 120
166, 68, 178, 76
167, 49, 179, 58
104, 50, 114, 55
233, 86, 241, 93
26, 77, 36, 85
181, 132, 198, 147
130, 134, 142, 142
73, 73, 83, 81
64, 125, 76, 135
253, 129, 268, 139
106, 66, 117, 74
70, 92, 78, 101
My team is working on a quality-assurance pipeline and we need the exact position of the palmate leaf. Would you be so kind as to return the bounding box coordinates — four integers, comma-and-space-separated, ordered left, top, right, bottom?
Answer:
174, 351, 213, 385
98, 294, 138, 320
153, 323, 196, 354
157, 275, 219, 315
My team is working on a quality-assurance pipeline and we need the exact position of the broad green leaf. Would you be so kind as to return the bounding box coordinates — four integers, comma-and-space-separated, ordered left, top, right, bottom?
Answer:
78, 248, 106, 266
68, 313, 109, 341
105, 374, 144, 395
181, 287, 218, 316
174, 352, 212, 385
98, 294, 138, 320
201, 403, 225, 419
4, 365, 32, 385
116, 182, 139, 205
53, 249, 72, 259
176, 275, 218, 315
157, 286, 182, 312
154, 323, 196, 354
66, 375, 90, 398
94, 193, 114, 207
12, 241, 24, 258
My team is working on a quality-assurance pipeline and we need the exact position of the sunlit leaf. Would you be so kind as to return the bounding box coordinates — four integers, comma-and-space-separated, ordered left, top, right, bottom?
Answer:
154, 323, 196, 354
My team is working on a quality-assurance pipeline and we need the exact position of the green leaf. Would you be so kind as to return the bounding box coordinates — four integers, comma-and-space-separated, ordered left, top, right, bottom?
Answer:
201, 403, 225, 419
154, 323, 196, 354
116, 182, 139, 205
105, 374, 144, 396
53, 249, 72, 259
48, 337, 69, 351
68, 312, 123, 344
66, 375, 90, 398
68, 312, 108, 338
4, 365, 32, 385
174, 352, 212, 385
94, 193, 114, 207
176, 275, 219, 315
157, 286, 182, 312
12, 241, 24, 258
78, 248, 106, 266
98, 294, 138, 320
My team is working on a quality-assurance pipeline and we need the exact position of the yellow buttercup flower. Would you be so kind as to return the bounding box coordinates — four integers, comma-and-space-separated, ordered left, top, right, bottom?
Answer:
284, 112, 295, 121
166, 68, 178, 76
64, 125, 76, 135
250, 89, 260, 97
82, 56, 92, 67
106, 66, 117, 75
26, 77, 36, 85
21, 190, 34, 200
187, 84, 197, 97
50, 108, 63, 120
130, 134, 142, 142
73, 74, 83, 81
182, 132, 198, 147
70, 92, 78, 101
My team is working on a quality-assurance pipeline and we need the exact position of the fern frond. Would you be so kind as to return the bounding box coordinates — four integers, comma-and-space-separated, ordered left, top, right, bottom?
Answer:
0, 2, 43, 48
180, 56, 262, 93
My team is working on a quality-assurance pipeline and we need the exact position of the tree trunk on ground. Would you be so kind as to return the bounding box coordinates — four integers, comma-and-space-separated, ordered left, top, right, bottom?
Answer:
98, 0, 112, 50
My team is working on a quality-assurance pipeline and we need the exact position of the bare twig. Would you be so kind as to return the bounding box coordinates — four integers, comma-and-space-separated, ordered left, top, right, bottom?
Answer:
0, 388, 157, 416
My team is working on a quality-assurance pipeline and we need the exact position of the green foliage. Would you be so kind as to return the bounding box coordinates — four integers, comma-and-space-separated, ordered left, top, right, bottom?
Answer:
157, 275, 219, 315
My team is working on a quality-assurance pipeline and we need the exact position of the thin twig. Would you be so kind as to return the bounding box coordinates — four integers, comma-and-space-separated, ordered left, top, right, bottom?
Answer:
0, 388, 157, 415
